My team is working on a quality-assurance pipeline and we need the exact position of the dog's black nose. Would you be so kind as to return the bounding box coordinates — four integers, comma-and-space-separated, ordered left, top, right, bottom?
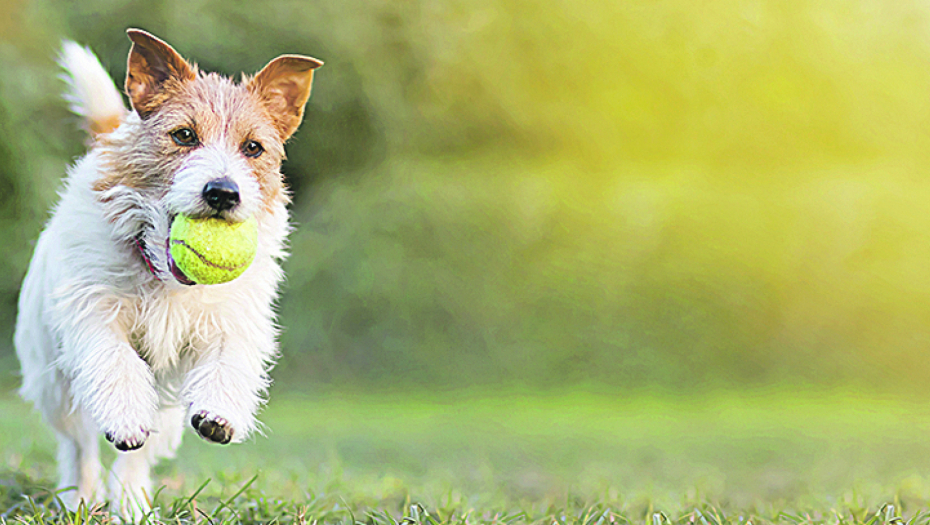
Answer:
202, 178, 240, 212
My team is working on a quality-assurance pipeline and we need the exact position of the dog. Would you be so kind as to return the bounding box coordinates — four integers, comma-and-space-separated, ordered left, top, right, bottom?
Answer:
13, 29, 321, 517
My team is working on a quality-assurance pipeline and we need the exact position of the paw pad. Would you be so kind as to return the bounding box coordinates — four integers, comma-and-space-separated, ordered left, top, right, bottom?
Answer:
191, 411, 233, 444
105, 429, 149, 452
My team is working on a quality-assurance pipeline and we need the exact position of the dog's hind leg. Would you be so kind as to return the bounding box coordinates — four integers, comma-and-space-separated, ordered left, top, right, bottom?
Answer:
37, 378, 104, 511
107, 404, 184, 520
54, 408, 103, 511
16, 265, 103, 511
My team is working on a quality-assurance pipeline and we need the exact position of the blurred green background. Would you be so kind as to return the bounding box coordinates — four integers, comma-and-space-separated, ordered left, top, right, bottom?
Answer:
3, 0, 930, 395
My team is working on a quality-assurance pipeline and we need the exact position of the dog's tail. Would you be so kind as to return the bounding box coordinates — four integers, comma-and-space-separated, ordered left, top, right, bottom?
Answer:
59, 40, 127, 137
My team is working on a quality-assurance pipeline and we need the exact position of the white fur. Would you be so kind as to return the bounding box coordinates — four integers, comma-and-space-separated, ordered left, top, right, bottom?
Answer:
58, 41, 127, 128
164, 143, 264, 223
16, 41, 290, 518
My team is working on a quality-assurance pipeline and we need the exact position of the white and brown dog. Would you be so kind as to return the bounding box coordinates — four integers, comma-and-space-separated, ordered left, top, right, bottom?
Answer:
14, 29, 321, 516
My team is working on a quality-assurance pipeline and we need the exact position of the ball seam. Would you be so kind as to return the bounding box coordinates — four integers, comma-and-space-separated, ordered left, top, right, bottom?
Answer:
169, 239, 250, 271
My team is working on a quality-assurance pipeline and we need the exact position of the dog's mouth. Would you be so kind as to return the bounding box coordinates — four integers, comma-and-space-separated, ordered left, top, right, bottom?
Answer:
164, 213, 195, 286
136, 232, 194, 286
166, 248, 196, 286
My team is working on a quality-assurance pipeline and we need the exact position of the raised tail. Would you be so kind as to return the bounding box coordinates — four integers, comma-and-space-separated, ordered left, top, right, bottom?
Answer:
58, 40, 127, 137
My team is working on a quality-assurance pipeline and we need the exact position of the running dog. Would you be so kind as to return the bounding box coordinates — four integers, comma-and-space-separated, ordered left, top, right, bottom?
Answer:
14, 28, 321, 517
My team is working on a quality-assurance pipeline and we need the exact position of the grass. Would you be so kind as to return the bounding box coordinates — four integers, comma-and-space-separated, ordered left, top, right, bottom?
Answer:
4, 387, 930, 523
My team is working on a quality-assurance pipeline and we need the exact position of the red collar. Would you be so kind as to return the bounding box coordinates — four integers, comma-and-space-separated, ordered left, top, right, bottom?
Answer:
135, 236, 163, 281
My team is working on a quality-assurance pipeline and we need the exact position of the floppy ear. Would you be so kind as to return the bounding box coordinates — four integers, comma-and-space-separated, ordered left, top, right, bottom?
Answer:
248, 55, 323, 140
125, 28, 196, 118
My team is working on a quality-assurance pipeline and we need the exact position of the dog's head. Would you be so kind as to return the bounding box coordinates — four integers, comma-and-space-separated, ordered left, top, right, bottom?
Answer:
94, 29, 321, 286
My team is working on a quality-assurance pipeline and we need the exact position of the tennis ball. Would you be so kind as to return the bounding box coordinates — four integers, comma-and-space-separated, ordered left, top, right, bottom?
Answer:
168, 215, 258, 285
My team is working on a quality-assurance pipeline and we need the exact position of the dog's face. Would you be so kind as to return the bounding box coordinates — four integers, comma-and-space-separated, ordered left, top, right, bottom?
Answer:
94, 30, 321, 285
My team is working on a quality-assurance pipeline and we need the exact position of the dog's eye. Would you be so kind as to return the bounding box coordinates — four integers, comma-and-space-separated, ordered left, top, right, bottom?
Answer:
242, 140, 264, 158
170, 128, 198, 147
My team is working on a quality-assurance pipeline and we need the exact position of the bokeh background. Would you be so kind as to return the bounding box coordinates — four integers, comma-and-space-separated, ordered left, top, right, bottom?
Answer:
3, 0, 930, 395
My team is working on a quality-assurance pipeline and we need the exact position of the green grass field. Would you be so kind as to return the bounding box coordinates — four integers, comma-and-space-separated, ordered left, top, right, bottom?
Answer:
4, 388, 930, 524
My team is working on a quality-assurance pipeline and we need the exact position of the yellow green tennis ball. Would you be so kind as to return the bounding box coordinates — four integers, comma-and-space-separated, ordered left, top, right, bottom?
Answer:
168, 215, 258, 285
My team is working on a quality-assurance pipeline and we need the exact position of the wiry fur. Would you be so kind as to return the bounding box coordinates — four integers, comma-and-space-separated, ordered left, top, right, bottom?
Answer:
58, 41, 127, 136
15, 30, 321, 518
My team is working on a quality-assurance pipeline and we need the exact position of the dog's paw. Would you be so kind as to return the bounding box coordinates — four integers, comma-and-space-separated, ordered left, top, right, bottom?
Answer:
104, 427, 150, 452
191, 410, 233, 444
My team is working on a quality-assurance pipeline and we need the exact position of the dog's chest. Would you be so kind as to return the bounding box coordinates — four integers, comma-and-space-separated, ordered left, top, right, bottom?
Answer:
130, 286, 225, 373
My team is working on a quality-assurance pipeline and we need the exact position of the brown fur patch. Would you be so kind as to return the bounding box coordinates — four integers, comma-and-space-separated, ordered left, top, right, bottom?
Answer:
162, 73, 290, 210
89, 113, 124, 137
94, 31, 318, 214
95, 73, 291, 212
92, 172, 144, 196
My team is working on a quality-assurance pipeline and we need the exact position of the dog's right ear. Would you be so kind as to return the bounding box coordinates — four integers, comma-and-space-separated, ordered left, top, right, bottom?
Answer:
249, 55, 323, 141
125, 29, 195, 118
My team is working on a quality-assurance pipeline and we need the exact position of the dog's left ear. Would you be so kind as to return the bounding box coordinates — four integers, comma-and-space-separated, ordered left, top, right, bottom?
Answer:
126, 29, 196, 118
249, 55, 323, 140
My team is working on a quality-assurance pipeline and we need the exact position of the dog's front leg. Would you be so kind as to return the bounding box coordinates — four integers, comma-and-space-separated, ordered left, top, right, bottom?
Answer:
181, 329, 273, 444
60, 316, 158, 451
